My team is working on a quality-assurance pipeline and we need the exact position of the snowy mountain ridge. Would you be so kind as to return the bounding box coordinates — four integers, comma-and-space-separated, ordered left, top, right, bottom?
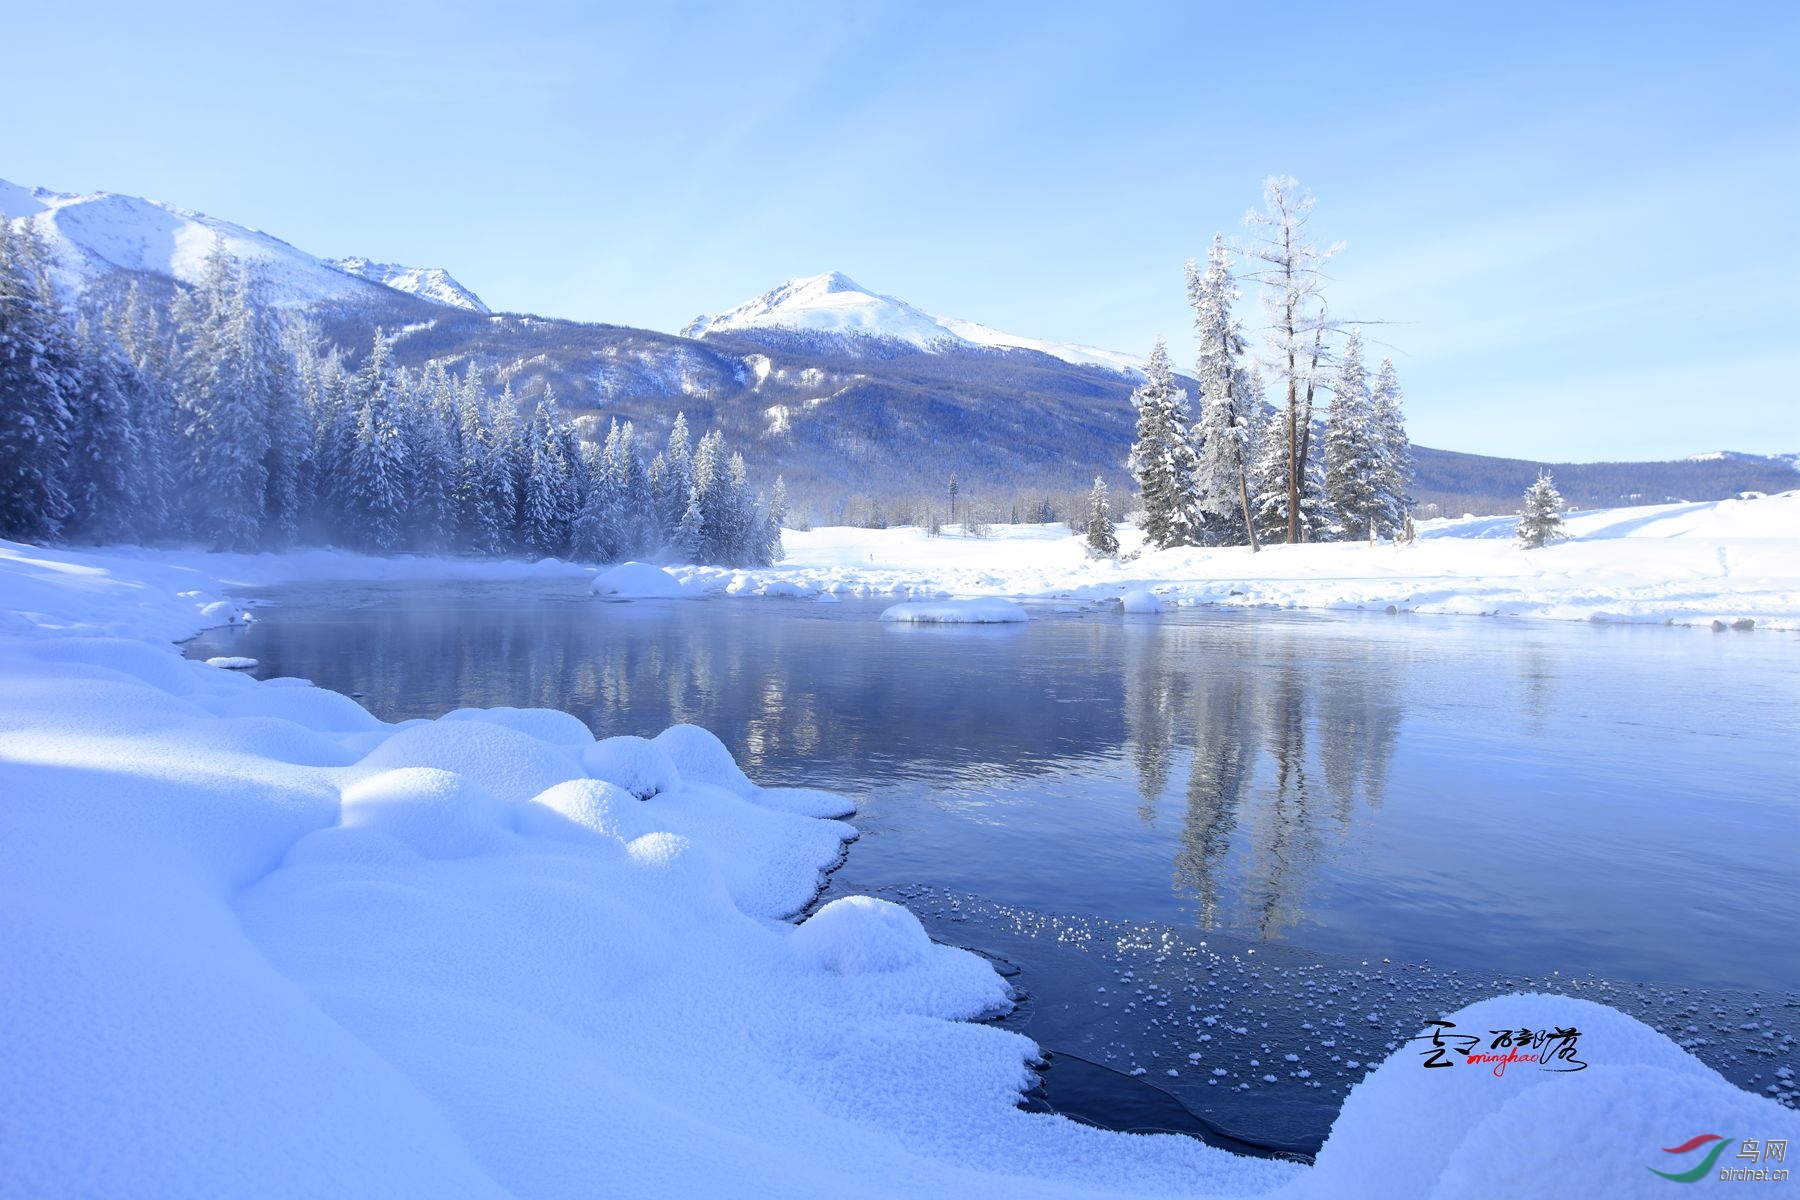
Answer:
684, 271, 1145, 376
0, 178, 489, 314
1684, 450, 1800, 473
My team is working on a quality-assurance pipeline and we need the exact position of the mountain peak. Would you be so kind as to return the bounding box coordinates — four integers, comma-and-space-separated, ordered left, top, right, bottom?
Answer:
1, 178, 489, 314
683, 273, 1144, 376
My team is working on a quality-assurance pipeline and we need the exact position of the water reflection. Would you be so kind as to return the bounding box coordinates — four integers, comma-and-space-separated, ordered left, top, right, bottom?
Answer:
190, 582, 1800, 993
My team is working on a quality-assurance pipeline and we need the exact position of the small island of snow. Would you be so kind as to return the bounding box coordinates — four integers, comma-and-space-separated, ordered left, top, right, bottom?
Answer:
879, 598, 1029, 624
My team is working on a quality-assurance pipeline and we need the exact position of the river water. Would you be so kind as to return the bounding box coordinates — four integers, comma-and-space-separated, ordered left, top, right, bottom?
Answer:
189, 580, 1800, 1149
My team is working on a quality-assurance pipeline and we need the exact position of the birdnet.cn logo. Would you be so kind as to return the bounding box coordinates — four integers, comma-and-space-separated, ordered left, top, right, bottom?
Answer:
1650, 1135, 1788, 1184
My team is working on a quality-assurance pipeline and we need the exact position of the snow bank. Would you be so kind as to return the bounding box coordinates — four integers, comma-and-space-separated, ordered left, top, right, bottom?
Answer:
592, 561, 691, 598
881, 598, 1031, 624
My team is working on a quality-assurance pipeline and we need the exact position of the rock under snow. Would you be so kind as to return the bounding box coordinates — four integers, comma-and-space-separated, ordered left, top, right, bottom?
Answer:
879, 598, 1030, 624
592, 561, 690, 599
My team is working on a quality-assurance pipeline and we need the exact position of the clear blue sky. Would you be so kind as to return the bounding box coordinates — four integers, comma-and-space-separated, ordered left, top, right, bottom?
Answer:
9, 0, 1797, 460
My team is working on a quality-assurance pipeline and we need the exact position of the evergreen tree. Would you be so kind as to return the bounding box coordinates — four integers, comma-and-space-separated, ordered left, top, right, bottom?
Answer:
1517, 470, 1566, 548
109, 281, 177, 538
1369, 358, 1413, 539
175, 246, 272, 549
1127, 338, 1201, 549
1187, 235, 1258, 549
0, 221, 75, 541
760, 475, 789, 566
486, 382, 525, 550
655, 413, 694, 539
344, 332, 410, 551
65, 318, 142, 543
1323, 328, 1382, 543
1085, 475, 1119, 558
520, 390, 573, 557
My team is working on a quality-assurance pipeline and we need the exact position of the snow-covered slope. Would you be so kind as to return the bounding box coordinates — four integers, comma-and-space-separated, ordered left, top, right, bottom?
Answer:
0, 178, 488, 313
1685, 450, 1800, 473
684, 272, 1143, 375
333, 257, 490, 314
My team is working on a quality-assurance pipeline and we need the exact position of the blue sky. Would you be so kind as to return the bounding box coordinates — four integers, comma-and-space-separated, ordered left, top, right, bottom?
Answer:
9, 1, 1796, 460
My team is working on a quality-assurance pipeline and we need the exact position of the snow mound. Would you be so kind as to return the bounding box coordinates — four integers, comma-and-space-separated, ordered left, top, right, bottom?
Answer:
1304, 992, 1800, 1198
592, 561, 690, 598
441, 706, 595, 747
791, 895, 932, 975
519, 778, 647, 843
337, 767, 516, 860
1119, 589, 1164, 614
583, 735, 682, 800
880, 598, 1029, 624
204, 656, 259, 670
198, 600, 250, 626
346, 719, 584, 806
652, 724, 755, 796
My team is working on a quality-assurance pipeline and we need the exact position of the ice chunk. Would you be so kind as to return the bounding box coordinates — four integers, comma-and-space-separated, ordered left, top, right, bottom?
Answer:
204, 656, 259, 670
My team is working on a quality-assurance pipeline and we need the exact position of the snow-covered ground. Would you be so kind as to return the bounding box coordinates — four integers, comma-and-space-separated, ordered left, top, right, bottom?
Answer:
667, 490, 1800, 631
3, 509, 1798, 1197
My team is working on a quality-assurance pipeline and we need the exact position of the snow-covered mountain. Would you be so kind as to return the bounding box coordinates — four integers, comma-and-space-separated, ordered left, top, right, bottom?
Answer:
333, 257, 490, 314
1684, 450, 1800, 474
683, 272, 1143, 376
0, 178, 488, 313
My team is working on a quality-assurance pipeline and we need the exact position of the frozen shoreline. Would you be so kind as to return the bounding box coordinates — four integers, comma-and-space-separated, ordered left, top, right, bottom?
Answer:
2, 531, 1797, 1197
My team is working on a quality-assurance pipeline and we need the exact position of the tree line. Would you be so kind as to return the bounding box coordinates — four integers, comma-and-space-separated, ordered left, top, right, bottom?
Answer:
1127, 179, 1414, 551
0, 224, 784, 565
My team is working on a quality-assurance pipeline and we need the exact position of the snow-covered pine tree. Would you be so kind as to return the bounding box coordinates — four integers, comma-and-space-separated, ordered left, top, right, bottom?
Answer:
176, 245, 273, 550
1242, 176, 1336, 544
64, 317, 142, 543
1187, 235, 1258, 549
1085, 475, 1119, 558
759, 475, 788, 565
344, 331, 411, 551
1127, 338, 1201, 549
108, 281, 177, 538
1517, 470, 1566, 548
0, 220, 75, 541
486, 382, 526, 550
1323, 328, 1383, 543
520, 388, 576, 558
404, 360, 458, 550
655, 413, 694, 539
1369, 357, 1413, 540
258, 320, 312, 547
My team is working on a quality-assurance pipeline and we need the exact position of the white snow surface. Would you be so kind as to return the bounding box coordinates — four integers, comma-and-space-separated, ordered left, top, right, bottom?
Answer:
3, 528, 1798, 1196
684, 272, 1144, 376
663, 491, 1800, 630
1120, 589, 1165, 614
592, 560, 694, 598
0, 177, 487, 312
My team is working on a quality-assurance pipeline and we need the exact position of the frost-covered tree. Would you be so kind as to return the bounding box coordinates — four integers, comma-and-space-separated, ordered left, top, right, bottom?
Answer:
520, 389, 574, 558
1517, 470, 1566, 548
344, 331, 411, 551
1242, 176, 1337, 544
1187, 235, 1258, 549
65, 318, 142, 543
1369, 358, 1413, 539
1128, 338, 1201, 549
0, 221, 75, 541
654, 413, 694, 541
1323, 328, 1383, 543
760, 475, 788, 565
1085, 475, 1119, 558
175, 245, 275, 549
108, 281, 178, 539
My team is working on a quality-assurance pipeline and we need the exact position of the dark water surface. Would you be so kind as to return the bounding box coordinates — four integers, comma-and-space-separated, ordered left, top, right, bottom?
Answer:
189, 580, 1800, 1147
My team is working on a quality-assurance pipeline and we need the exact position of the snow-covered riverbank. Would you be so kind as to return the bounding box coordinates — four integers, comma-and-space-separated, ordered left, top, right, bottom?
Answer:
700, 491, 1798, 630
3, 533, 1797, 1198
